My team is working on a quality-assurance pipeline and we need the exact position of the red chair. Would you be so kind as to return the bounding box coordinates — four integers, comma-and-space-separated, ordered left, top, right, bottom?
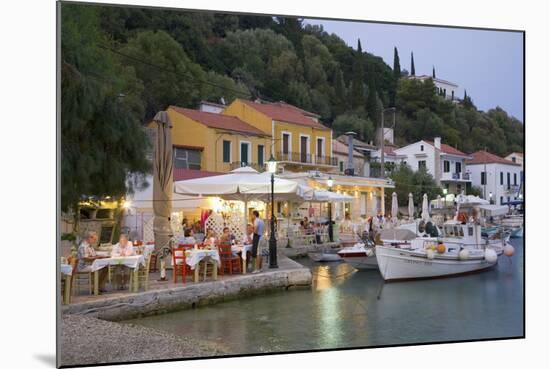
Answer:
172, 246, 189, 283
146, 241, 158, 272
218, 243, 242, 275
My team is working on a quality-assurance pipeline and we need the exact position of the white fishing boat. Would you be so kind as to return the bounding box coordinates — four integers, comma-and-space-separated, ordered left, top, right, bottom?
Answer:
337, 242, 378, 269
375, 220, 513, 281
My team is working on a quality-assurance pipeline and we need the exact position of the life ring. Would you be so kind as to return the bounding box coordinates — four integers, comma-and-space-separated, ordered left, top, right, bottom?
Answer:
457, 213, 468, 223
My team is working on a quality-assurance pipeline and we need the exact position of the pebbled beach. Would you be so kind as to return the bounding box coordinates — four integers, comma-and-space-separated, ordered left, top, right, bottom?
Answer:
60, 314, 227, 366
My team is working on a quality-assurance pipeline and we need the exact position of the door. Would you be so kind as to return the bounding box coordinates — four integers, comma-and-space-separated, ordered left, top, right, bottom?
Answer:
240, 142, 249, 165
282, 133, 290, 160
300, 136, 308, 163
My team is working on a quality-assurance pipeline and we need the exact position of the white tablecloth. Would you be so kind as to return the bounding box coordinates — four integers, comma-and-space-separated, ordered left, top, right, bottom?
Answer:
232, 244, 253, 261
90, 255, 145, 272
184, 249, 220, 270
60, 263, 73, 276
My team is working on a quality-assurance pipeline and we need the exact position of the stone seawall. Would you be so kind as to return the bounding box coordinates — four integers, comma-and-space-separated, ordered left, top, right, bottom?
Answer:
62, 256, 311, 321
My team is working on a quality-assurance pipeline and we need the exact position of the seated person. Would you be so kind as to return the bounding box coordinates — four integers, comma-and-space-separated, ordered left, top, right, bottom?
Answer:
242, 224, 254, 245
203, 228, 217, 248
180, 229, 196, 245
219, 227, 233, 245
77, 231, 107, 291
111, 234, 135, 257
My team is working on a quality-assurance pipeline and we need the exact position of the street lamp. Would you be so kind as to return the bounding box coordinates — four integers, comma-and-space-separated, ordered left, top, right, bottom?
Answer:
442, 188, 448, 207
327, 176, 334, 242
266, 154, 278, 268
489, 192, 493, 204
380, 107, 396, 179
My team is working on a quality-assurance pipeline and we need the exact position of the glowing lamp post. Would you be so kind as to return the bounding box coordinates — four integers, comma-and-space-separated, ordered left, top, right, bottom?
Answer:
489, 192, 493, 204
327, 176, 334, 242
442, 188, 448, 207
267, 155, 278, 268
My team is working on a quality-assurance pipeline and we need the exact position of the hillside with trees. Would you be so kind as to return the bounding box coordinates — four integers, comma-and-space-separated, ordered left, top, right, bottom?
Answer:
60, 3, 524, 210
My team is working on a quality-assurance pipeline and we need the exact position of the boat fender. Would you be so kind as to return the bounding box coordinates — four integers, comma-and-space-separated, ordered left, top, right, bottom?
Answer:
426, 249, 436, 260
484, 249, 498, 263
458, 249, 469, 260
503, 244, 515, 257
436, 243, 446, 254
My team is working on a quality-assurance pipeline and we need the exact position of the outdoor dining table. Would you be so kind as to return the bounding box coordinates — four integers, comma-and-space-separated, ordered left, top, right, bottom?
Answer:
185, 248, 220, 282
60, 263, 73, 304
90, 255, 145, 295
231, 244, 253, 274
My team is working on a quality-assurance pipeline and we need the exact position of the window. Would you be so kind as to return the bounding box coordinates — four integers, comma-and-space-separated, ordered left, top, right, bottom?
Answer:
174, 147, 201, 169
316, 138, 324, 158
443, 160, 450, 173
512, 157, 516, 163
339, 161, 344, 173
418, 160, 426, 170
468, 227, 474, 236
455, 162, 462, 173
513, 173, 517, 186
257, 145, 265, 166
481, 171, 486, 185
500, 196, 503, 205
222, 140, 231, 163
240, 142, 250, 165
282, 133, 290, 153
500, 172, 504, 185
507, 172, 511, 188
420, 145, 424, 151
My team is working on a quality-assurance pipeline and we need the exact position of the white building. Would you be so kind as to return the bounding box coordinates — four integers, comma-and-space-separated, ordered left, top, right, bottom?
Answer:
466, 151, 523, 205
392, 137, 472, 193
198, 100, 225, 114
504, 152, 524, 169
409, 75, 460, 101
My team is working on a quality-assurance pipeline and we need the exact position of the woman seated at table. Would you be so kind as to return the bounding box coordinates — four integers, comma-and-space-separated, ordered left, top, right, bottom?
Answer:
242, 224, 254, 245
180, 229, 196, 245
111, 234, 135, 257
202, 228, 217, 248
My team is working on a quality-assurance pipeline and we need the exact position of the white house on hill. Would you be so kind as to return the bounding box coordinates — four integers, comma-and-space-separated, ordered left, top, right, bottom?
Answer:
409, 75, 460, 101
466, 151, 523, 205
393, 137, 472, 193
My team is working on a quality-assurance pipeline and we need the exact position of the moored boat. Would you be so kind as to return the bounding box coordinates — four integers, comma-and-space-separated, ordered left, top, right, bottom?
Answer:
337, 242, 378, 269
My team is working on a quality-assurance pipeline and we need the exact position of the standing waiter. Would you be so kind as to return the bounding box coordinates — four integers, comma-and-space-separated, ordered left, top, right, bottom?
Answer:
251, 210, 264, 274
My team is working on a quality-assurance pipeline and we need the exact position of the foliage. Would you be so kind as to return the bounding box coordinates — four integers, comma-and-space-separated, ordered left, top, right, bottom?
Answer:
332, 113, 375, 142
385, 163, 443, 212
61, 3, 150, 213
468, 186, 483, 197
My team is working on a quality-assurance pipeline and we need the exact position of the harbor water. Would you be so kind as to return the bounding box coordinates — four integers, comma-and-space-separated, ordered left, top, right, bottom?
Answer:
124, 238, 524, 354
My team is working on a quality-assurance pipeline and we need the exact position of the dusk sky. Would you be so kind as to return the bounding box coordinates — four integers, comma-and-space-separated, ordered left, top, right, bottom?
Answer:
305, 19, 524, 121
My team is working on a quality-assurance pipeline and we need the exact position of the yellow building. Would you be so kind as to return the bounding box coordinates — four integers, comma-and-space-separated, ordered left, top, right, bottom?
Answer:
223, 99, 337, 173
161, 105, 272, 173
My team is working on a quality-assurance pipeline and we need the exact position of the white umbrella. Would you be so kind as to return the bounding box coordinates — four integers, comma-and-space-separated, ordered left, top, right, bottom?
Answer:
310, 190, 353, 203
421, 193, 430, 221
391, 192, 398, 222
408, 193, 414, 220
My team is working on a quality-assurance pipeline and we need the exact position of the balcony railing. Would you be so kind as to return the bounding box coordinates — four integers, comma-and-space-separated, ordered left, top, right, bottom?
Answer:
442, 172, 471, 181
275, 151, 337, 166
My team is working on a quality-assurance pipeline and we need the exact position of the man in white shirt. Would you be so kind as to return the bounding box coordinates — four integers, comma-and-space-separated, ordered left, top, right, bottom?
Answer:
251, 211, 264, 273
76, 231, 107, 291
242, 224, 254, 245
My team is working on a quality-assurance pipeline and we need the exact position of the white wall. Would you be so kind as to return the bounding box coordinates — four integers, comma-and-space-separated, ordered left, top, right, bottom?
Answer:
394, 141, 436, 176
467, 162, 523, 204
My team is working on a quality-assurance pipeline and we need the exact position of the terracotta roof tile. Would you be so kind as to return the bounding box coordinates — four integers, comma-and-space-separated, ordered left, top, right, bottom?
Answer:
170, 106, 269, 136
173, 168, 223, 182
466, 151, 521, 166
240, 100, 329, 129
425, 140, 468, 157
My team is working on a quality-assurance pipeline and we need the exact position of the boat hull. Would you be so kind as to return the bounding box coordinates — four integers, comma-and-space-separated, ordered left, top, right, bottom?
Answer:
375, 246, 497, 281
338, 252, 379, 270
308, 252, 342, 262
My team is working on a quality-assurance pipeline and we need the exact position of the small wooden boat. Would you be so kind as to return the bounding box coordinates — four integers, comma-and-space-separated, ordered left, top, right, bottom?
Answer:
308, 250, 342, 262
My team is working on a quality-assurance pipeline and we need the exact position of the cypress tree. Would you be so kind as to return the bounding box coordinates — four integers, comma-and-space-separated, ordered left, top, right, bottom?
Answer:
432, 65, 436, 78
334, 68, 347, 116
410, 52, 416, 76
366, 73, 379, 126
393, 47, 401, 79
350, 39, 365, 109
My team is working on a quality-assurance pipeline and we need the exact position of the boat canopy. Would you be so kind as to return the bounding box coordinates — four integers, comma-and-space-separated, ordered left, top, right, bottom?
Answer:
478, 204, 509, 216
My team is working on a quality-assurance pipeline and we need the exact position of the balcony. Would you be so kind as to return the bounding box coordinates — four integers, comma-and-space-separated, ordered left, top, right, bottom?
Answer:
275, 151, 337, 166
441, 172, 471, 182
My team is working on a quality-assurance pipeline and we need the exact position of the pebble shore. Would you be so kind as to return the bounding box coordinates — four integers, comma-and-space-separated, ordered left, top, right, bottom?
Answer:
60, 315, 227, 366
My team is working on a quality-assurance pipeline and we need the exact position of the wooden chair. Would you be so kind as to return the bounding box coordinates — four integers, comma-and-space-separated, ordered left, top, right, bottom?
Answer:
218, 243, 242, 275
172, 246, 189, 283
68, 256, 93, 296
146, 241, 158, 273
131, 254, 152, 291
